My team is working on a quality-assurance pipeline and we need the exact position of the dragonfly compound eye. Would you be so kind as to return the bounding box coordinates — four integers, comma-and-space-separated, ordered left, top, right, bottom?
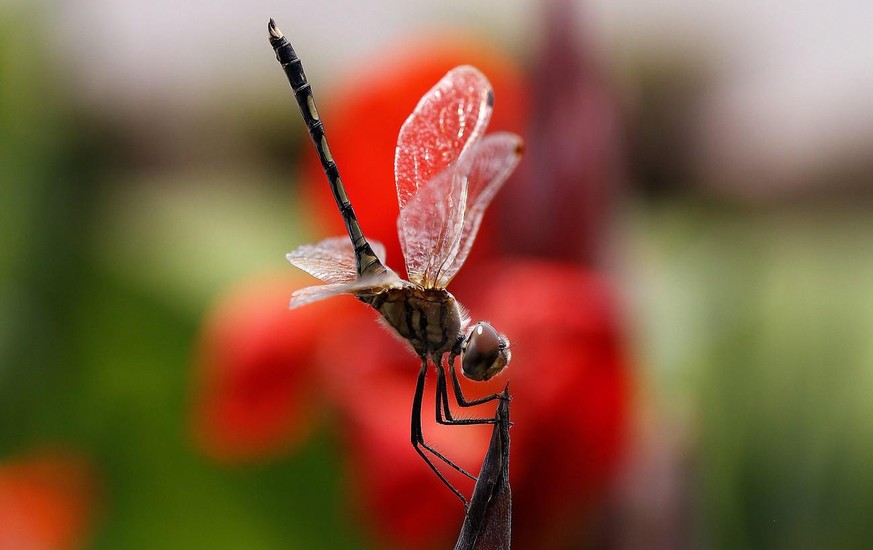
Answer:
461, 321, 510, 381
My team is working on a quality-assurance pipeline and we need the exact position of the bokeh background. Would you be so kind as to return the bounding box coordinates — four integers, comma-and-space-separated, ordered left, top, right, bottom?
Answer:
2, 0, 873, 548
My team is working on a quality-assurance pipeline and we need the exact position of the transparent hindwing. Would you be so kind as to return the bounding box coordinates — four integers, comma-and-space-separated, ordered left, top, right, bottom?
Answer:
286, 236, 400, 308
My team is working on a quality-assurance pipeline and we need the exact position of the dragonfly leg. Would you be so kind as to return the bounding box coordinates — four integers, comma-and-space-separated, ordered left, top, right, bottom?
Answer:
435, 360, 453, 422
448, 353, 508, 407
434, 356, 500, 426
412, 358, 477, 481
415, 360, 477, 479
411, 358, 474, 507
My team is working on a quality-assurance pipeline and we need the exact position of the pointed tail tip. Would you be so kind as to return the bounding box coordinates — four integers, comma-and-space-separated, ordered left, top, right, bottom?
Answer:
268, 18, 283, 40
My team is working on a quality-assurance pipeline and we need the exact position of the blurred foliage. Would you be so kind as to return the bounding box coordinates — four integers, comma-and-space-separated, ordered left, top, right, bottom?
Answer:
634, 199, 873, 549
1, 4, 79, 451
1, 6, 365, 548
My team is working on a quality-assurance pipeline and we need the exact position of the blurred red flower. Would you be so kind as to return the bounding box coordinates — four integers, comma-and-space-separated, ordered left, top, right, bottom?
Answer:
192, 264, 628, 547
317, 260, 628, 548
466, 261, 629, 549
190, 273, 350, 463
0, 451, 97, 550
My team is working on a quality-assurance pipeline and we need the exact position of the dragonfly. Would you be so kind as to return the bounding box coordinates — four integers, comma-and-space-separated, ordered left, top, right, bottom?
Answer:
268, 19, 523, 507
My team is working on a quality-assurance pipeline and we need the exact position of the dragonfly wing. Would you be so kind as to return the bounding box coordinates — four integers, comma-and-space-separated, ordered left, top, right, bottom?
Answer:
397, 163, 468, 287
287, 236, 386, 284
289, 271, 402, 309
433, 132, 523, 288
290, 283, 355, 309
394, 66, 493, 213
399, 132, 522, 289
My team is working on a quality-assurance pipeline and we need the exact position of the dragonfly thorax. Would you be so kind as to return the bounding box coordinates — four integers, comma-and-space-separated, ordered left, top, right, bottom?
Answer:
370, 286, 463, 357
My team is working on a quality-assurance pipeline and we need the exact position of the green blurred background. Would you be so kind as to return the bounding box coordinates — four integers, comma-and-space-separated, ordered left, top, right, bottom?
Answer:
2, 0, 872, 548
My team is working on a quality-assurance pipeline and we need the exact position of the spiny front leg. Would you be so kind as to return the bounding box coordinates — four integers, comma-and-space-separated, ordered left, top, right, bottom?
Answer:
434, 354, 501, 426
448, 353, 508, 407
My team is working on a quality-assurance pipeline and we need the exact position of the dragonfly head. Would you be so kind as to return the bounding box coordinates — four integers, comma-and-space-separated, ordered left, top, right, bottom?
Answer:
461, 321, 510, 381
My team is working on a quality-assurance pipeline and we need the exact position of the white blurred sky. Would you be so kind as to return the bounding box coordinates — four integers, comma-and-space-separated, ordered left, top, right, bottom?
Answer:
35, 0, 873, 193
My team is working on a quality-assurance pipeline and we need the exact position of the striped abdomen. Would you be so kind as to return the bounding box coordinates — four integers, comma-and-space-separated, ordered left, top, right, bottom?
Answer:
369, 287, 462, 357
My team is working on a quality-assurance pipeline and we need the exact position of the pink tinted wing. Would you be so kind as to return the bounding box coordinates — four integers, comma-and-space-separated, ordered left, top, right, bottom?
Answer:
394, 65, 493, 212
397, 164, 468, 288
397, 132, 522, 288
398, 132, 522, 289
286, 236, 386, 284
432, 132, 523, 288
290, 271, 401, 309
